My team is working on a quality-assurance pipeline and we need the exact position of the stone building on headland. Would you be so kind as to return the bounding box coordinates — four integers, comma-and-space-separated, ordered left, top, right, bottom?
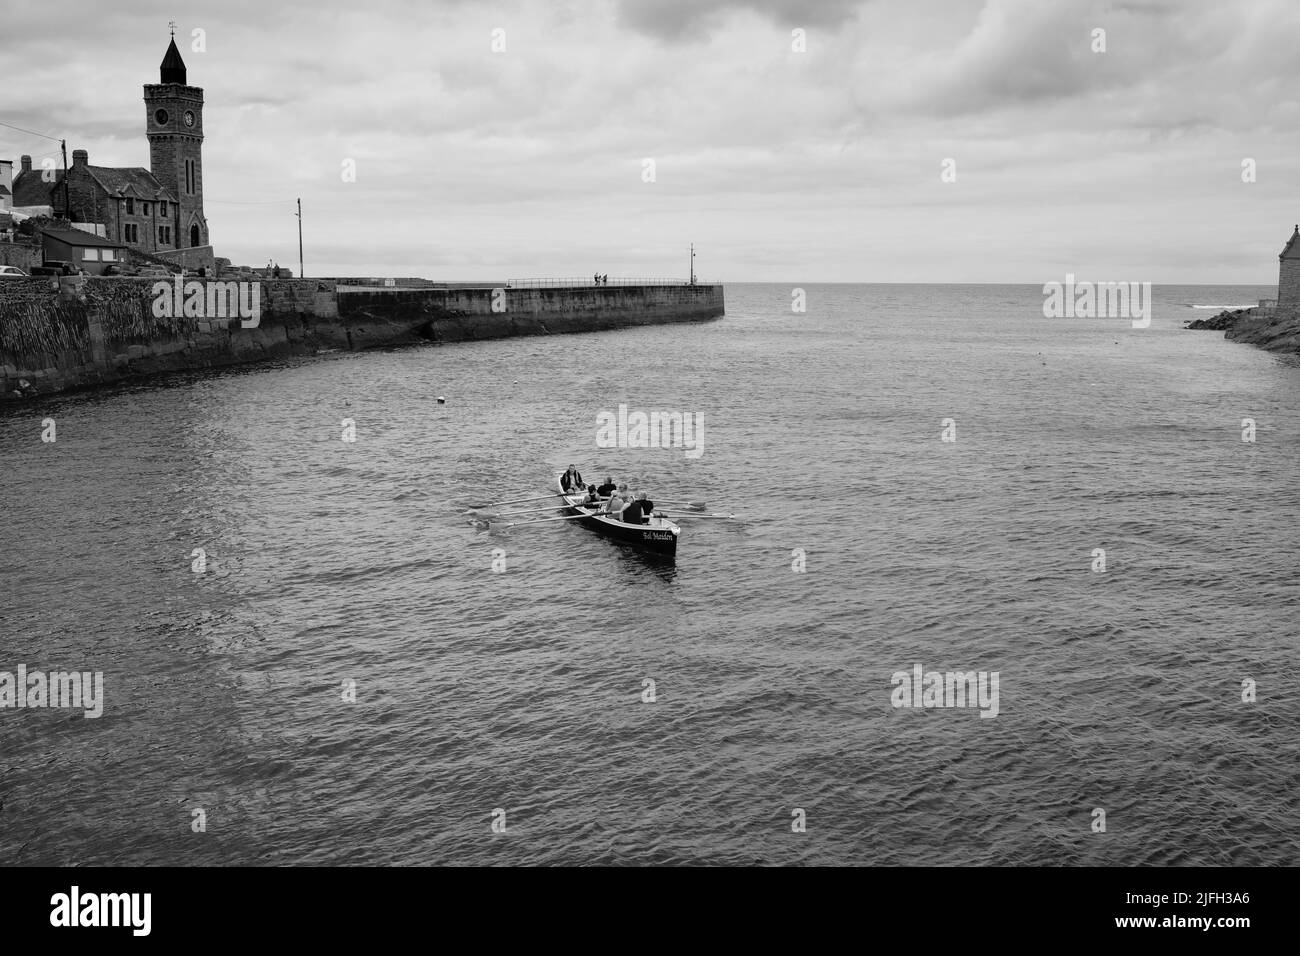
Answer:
1188, 226, 1300, 353
1276, 225, 1300, 311
8, 32, 213, 273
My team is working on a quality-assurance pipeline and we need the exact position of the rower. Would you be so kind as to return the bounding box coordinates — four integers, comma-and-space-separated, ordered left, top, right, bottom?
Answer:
560, 464, 584, 493
623, 492, 655, 524
603, 483, 629, 518
597, 476, 617, 497
582, 484, 601, 508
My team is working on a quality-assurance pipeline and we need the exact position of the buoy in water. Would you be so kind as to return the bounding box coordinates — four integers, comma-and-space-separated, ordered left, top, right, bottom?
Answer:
436, 396, 446, 404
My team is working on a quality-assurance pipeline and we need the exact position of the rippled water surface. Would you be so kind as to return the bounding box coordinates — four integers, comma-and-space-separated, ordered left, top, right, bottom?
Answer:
2, 283, 1297, 865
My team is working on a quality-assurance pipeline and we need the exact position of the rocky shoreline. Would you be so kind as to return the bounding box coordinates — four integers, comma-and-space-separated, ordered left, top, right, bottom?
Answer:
1184, 309, 1246, 331
1185, 307, 1300, 354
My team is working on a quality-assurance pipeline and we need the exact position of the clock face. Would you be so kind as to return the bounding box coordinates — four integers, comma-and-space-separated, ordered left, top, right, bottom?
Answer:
155, 108, 169, 126
184, 111, 195, 128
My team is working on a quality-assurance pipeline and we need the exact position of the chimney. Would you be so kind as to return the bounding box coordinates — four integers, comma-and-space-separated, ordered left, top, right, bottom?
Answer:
72, 149, 88, 167
20, 155, 32, 173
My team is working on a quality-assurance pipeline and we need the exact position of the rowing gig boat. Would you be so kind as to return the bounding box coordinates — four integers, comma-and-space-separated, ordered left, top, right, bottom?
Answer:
557, 477, 680, 556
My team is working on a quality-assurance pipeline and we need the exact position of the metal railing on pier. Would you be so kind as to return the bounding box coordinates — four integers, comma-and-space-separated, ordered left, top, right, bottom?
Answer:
505, 277, 719, 289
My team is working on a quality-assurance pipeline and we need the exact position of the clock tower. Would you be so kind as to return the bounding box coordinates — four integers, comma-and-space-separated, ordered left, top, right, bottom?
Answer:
144, 30, 209, 249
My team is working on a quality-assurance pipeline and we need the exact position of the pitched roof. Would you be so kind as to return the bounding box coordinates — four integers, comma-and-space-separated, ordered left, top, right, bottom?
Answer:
11, 168, 60, 206
12, 159, 178, 210
1281, 225, 1300, 260
40, 227, 126, 248
83, 165, 176, 202
0, 184, 10, 197
160, 37, 187, 84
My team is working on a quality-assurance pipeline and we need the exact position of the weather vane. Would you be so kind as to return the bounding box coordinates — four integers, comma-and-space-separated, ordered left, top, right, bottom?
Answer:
169, 20, 177, 36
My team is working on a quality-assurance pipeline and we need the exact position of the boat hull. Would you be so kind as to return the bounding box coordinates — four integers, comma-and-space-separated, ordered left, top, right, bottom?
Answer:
557, 480, 679, 556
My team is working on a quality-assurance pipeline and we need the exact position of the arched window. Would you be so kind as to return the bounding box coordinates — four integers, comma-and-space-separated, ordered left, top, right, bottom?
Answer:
190, 224, 200, 247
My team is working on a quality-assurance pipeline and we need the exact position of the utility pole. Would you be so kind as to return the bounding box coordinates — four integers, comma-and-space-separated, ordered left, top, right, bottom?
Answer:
60, 139, 69, 220
296, 198, 303, 278
690, 242, 696, 285
0, 122, 72, 220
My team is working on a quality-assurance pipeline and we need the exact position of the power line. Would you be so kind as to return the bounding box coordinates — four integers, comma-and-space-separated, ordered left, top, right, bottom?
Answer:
0, 120, 63, 143
0, 120, 70, 215
205, 199, 297, 206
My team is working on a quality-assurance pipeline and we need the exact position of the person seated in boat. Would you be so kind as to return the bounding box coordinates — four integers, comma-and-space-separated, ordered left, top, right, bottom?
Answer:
597, 476, 617, 498
623, 492, 655, 524
582, 484, 601, 508
602, 484, 629, 517
560, 464, 584, 493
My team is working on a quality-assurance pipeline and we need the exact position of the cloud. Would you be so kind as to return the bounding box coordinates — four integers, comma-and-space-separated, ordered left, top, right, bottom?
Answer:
2, 0, 1299, 280
613, 0, 864, 40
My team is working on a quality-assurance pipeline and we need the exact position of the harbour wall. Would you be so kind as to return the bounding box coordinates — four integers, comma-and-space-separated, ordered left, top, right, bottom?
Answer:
0, 278, 724, 401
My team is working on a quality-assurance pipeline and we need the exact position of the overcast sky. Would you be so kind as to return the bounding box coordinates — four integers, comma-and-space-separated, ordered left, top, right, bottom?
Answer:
3, 0, 1299, 282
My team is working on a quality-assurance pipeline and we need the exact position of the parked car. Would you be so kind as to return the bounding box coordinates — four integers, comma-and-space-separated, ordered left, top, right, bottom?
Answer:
30, 260, 79, 277
0, 265, 29, 278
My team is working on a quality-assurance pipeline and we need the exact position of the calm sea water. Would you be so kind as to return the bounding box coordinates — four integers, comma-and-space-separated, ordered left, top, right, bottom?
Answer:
2, 283, 1297, 866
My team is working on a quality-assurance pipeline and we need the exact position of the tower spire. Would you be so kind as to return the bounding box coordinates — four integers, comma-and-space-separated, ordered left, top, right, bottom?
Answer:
160, 28, 187, 84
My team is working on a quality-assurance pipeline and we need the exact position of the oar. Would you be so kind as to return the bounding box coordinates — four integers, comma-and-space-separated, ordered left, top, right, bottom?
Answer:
499, 512, 595, 528
464, 492, 560, 510
475, 504, 564, 518
653, 499, 707, 510
659, 512, 735, 520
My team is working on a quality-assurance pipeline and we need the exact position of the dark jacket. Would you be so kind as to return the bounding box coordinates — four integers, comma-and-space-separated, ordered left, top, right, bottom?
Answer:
561, 469, 583, 491
597, 481, 617, 496
623, 499, 653, 524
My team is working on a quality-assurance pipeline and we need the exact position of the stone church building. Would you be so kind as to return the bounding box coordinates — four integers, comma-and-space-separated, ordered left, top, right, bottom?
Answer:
10, 34, 213, 272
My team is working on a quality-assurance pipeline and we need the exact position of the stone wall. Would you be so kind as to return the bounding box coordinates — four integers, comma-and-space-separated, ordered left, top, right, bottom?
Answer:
327, 277, 497, 289
0, 278, 353, 398
335, 284, 725, 342
0, 279, 724, 400
156, 244, 216, 274
0, 241, 42, 271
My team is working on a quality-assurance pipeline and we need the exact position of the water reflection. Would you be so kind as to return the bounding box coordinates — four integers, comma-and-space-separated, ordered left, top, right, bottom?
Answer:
612, 543, 678, 584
